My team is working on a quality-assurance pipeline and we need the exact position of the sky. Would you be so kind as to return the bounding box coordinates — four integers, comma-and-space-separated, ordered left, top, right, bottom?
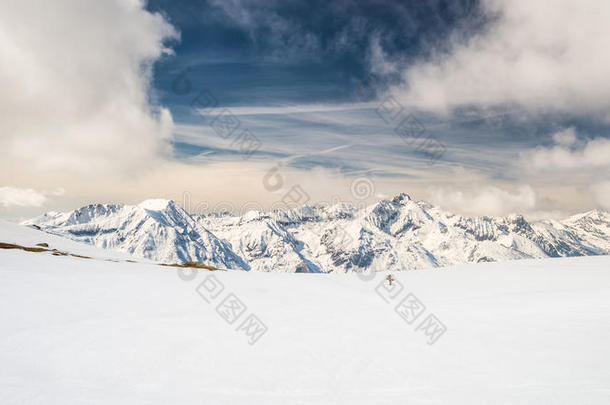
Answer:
1, 0, 610, 220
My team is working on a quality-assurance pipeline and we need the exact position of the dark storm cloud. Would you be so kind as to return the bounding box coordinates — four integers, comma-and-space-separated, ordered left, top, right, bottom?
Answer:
149, 0, 483, 81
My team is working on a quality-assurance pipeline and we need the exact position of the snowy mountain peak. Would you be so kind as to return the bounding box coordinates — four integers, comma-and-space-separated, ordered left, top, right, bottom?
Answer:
391, 192, 412, 204
138, 199, 176, 211
241, 210, 266, 223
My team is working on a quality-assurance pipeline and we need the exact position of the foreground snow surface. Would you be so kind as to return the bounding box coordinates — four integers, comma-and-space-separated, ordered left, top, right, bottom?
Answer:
1, 247, 610, 404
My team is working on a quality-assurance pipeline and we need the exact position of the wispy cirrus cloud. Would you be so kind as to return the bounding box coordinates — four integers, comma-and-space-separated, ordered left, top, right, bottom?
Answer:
194, 103, 376, 116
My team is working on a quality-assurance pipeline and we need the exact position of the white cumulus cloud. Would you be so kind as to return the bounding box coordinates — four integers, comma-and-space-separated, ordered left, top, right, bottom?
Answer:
522, 128, 610, 171
0, 0, 178, 176
0, 187, 47, 208
427, 185, 537, 217
393, 0, 610, 115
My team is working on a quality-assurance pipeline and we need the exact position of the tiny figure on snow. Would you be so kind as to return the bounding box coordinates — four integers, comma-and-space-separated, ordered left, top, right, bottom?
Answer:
386, 274, 394, 286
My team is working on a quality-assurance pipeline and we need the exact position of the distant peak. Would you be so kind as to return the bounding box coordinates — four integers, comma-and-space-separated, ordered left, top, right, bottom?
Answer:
138, 199, 175, 211
242, 210, 263, 222
588, 209, 608, 217
570, 209, 609, 222
391, 193, 412, 204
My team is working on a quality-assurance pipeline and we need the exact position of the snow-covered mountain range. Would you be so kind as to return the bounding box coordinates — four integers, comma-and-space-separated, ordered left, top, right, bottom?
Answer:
23, 194, 610, 272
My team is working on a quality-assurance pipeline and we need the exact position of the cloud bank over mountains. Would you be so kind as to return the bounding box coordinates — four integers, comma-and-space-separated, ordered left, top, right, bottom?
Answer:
1, 1, 609, 220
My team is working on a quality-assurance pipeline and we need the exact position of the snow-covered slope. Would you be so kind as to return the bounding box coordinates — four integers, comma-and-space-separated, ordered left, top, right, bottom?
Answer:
25, 195, 610, 272
0, 219, 144, 263
1, 237, 609, 405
